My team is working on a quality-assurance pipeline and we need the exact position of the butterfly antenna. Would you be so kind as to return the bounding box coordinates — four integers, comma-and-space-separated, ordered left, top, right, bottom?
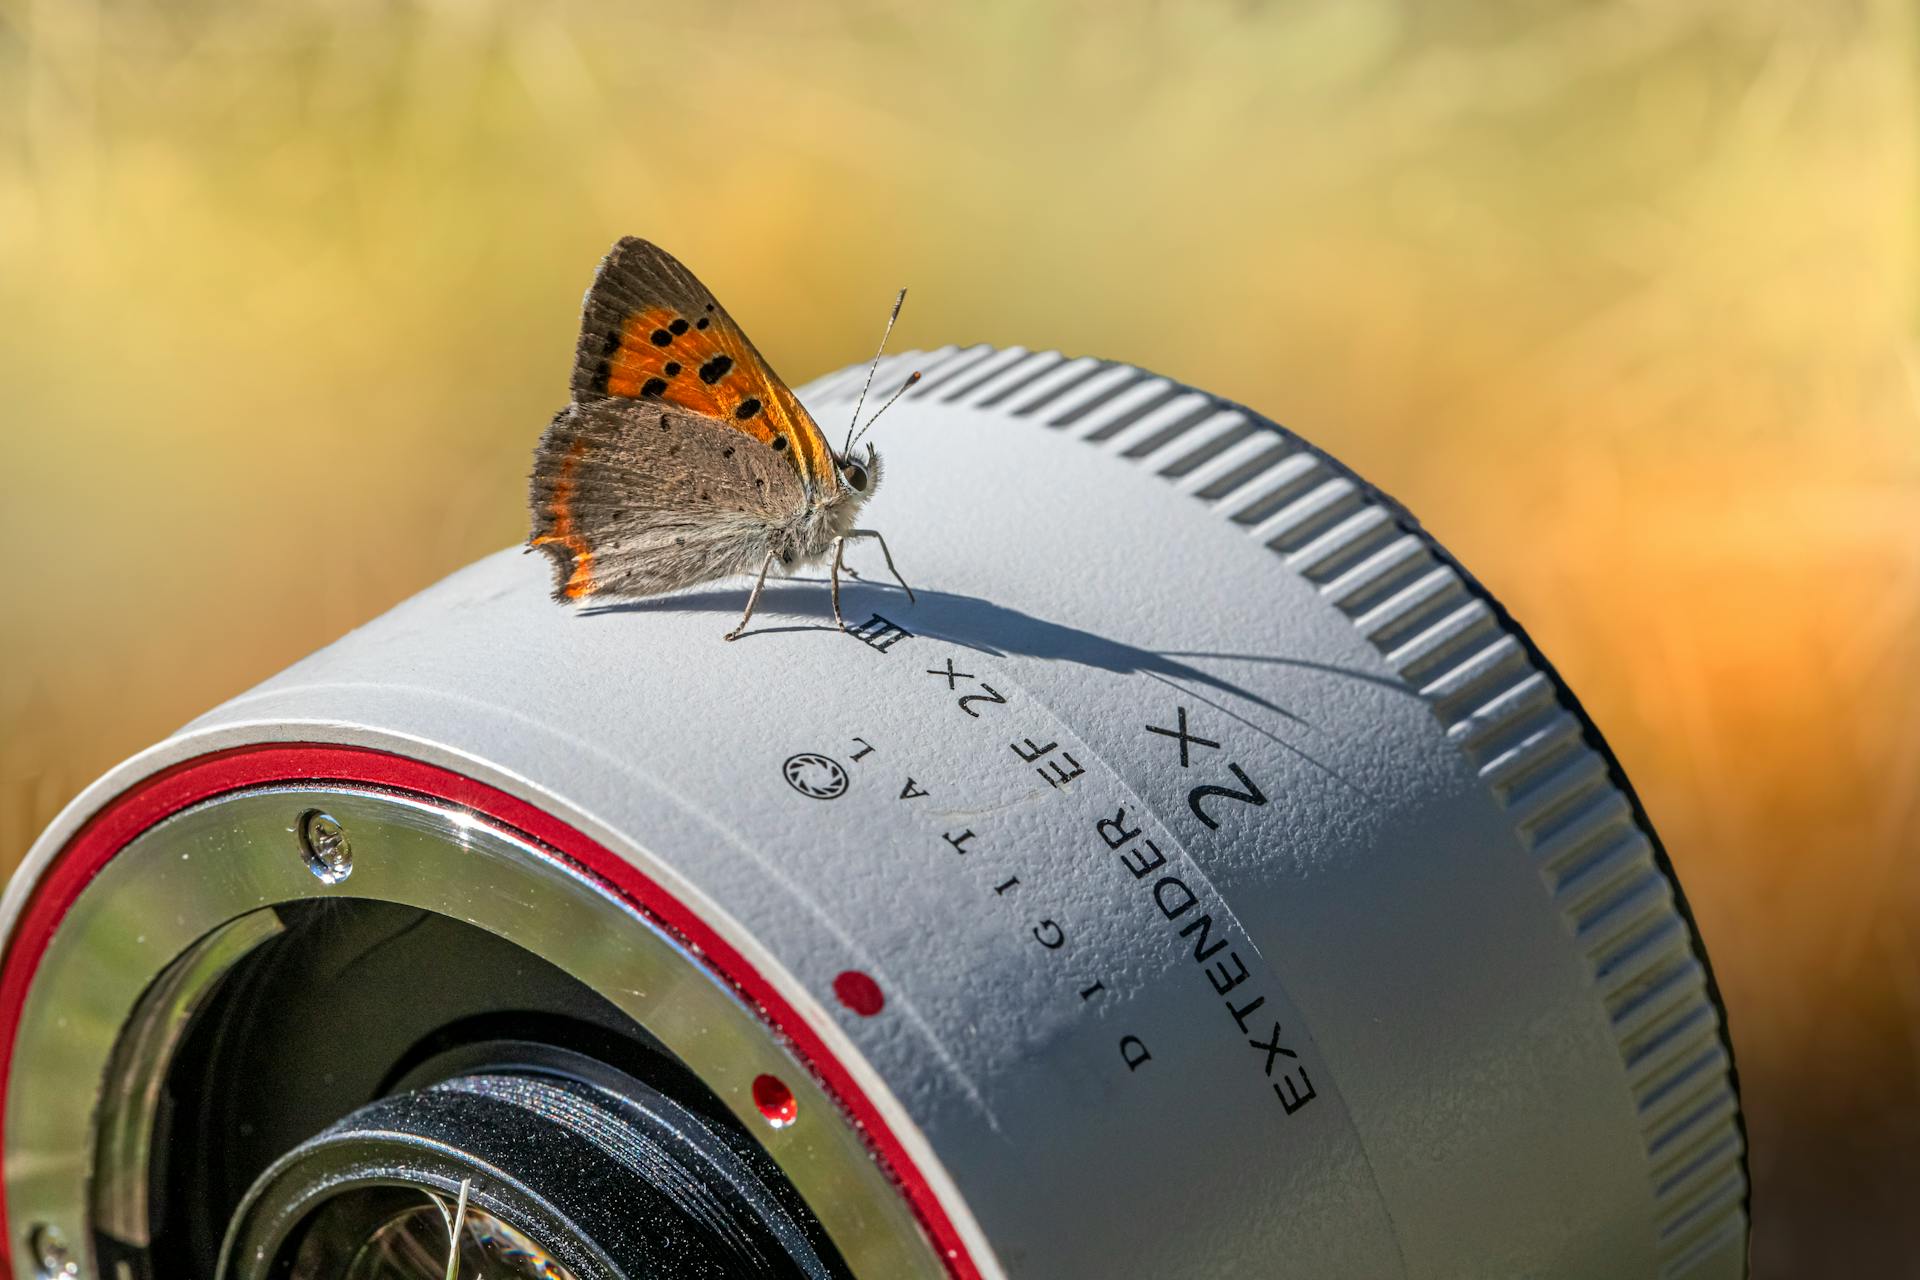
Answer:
848, 369, 921, 452
844, 287, 908, 457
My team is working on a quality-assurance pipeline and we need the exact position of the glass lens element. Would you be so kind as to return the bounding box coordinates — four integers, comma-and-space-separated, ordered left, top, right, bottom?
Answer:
286, 1195, 578, 1280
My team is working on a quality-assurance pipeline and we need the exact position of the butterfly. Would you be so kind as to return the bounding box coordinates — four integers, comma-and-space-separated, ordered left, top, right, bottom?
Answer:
528, 237, 918, 639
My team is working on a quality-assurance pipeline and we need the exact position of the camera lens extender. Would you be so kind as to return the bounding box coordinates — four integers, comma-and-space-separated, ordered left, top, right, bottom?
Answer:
0, 345, 1748, 1279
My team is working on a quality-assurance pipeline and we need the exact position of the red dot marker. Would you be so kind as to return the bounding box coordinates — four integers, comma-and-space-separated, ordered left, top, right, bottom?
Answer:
751, 1073, 798, 1128
832, 969, 886, 1017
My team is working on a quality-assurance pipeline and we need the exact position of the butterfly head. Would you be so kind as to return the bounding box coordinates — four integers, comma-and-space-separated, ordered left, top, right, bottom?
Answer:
836, 442, 881, 497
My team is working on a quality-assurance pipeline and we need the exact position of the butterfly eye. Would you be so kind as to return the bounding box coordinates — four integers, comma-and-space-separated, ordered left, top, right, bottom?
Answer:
843, 462, 869, 492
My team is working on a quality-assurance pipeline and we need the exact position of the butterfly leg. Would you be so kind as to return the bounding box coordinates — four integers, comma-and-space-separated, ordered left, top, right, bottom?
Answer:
849, 529, 916, 603
830, 536, 848, 629
724, 551, 778, 642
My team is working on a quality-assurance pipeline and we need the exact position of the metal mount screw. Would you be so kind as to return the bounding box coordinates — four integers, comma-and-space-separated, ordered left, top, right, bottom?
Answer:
29, 1223, 78, 1279
297, 810, 354, 884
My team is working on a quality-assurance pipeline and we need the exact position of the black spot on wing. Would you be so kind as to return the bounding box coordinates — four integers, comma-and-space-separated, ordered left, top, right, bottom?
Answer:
695, 317, 710, 330
770, 435, 788, 453
669, 317, 689, 335
650, 328, 673, 346
664, 361, 680, 376
699, 354, 734, 384
641, 377, 669, 396
735, 397, 762, 420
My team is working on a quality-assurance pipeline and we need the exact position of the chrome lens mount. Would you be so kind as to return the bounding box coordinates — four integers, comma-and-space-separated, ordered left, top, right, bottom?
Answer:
7, 784, 941, 1278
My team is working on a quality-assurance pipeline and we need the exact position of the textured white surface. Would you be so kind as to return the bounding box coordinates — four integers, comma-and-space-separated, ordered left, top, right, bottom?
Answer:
3, 350, 1744, 1279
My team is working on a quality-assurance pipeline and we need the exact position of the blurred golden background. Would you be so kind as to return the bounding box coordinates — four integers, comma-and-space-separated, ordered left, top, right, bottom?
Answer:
2, 0, 1915, 1272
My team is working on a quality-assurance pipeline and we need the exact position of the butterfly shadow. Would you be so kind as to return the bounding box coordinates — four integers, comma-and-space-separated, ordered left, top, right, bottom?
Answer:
583, 580, 1417, 796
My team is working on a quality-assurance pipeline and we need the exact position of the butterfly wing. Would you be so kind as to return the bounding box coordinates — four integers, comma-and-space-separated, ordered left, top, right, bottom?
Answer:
529, 399, 808, 602
571, 237, 843, 497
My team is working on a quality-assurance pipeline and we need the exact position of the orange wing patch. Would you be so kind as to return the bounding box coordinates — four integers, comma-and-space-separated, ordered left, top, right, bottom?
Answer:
529, 438, 596, 599
592, 304, 836, 489
571, 238, 842, 494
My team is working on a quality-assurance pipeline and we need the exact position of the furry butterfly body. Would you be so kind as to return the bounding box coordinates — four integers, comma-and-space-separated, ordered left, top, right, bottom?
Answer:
528, 238, 910, 639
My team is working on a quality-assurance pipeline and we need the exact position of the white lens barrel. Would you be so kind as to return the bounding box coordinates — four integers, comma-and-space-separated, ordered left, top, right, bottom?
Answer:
2, 348, 1747, 1279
